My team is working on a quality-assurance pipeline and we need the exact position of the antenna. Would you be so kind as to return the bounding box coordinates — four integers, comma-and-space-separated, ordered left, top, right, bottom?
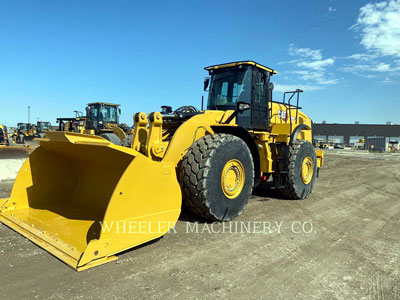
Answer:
27, 106, 31, 123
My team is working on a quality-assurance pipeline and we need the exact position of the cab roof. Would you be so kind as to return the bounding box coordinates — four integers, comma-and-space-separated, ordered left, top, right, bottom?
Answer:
87, 102, 120, 107
204, 61, 277, 74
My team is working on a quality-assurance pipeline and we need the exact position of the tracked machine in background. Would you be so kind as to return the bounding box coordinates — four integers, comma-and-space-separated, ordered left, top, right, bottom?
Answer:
0, 61, 323, 270
57, 102, 133, 145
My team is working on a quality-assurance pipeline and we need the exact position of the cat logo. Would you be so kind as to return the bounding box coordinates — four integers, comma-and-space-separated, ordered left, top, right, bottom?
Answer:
278, 110, 288, 122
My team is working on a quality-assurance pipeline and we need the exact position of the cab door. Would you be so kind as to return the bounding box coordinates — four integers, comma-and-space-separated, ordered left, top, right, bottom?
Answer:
251, 68, 269, 130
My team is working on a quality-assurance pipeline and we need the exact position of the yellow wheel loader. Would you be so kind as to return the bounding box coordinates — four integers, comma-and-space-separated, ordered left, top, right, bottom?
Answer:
57, 102, 133, 145
56, 111, 87, 135
13, 123, 36, 144
35, 121, 52, 138
0, 61, 323, 271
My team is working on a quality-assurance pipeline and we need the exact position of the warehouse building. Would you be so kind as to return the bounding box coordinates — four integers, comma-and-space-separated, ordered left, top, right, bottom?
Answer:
312, 123, 400, 148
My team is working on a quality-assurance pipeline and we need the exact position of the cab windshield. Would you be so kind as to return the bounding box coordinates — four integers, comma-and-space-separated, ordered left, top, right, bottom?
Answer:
207, 67, 252, 109
18, 124, 30, 130
90, 105, 118, 123
38, 122, 50, 130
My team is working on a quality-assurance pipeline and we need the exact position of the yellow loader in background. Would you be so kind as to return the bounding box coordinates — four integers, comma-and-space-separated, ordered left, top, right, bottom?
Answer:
57, 102, 133, 145
0, 61, 323, 271
13, 123, 36, 144
35, 121, 53, 138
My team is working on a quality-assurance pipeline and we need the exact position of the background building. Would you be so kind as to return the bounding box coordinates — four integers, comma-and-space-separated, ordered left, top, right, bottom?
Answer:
313, 123, 400, 147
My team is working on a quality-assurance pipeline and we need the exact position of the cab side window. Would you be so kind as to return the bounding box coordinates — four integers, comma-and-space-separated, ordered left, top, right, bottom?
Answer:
254, 70, 268, 102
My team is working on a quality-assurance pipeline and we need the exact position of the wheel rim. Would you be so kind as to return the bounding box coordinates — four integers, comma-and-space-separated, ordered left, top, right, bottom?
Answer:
301, 156, 314, 184
221, 159, 245, 199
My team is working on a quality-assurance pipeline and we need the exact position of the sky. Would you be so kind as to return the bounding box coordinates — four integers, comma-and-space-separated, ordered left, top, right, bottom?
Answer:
0, 0, 400, 126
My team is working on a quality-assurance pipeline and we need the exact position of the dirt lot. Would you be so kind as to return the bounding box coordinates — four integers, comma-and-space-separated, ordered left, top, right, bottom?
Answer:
1, 152, 400, 300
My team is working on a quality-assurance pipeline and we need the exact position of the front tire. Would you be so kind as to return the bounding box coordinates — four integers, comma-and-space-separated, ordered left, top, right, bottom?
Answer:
122, 134, 133, 147
180, 133, 254, 221
17, 134, 25, 144
99, 133, 122, 145
280, 140, 317, 199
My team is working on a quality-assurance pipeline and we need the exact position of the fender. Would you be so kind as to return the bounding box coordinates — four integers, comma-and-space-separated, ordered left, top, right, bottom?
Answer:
290, 124, 310, 145
212, 126, 261, 187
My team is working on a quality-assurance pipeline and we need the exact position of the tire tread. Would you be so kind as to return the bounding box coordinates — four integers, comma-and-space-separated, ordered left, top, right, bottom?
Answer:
180, 133, 253, 221
280, 140, 315, 199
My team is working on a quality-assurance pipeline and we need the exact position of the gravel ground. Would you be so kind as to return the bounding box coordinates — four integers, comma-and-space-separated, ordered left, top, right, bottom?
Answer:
0, 152, 399, 300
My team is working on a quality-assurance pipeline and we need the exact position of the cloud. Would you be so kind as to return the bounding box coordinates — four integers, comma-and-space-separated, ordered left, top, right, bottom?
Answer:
352, 0, 400, 57
339, 55, 400, 84
339, 62, 400, 77
273, 84, 324, 92
343, 2, 400, 80
328, 6, 337, 12
289, 70, 339, 85
376, 62, 391, 71
381, 76, 396, 84
278, 45, 338, 91
288, 44, 322, 60
345, 53, 378, 61
297, 58, 335, 70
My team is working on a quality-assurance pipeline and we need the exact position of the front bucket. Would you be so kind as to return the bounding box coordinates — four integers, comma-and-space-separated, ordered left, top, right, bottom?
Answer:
0, 132, 181, 271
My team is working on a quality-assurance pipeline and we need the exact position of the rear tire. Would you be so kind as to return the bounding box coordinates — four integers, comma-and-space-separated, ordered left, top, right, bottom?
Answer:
99, 133, 122, 145
180, 133, 254, 221
280, 140, 317, 199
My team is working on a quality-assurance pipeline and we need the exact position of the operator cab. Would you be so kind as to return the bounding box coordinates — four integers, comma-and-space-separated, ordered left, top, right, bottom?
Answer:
86, 102, 121, 130
37, 121, 51, 132
205, 61, 276, 130
17, 123, 32, 131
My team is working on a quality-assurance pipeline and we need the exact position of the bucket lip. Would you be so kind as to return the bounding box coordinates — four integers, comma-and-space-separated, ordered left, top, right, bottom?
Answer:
0, 212, 81, 269
0, 211, 119, 271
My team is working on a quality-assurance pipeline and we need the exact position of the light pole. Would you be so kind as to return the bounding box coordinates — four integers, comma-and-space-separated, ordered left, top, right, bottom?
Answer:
28, 106, 31, 123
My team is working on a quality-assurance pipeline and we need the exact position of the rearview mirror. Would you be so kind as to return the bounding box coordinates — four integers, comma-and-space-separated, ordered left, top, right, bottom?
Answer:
237, 102, 250, 112
118, 108, 121, 115
203, 77, 210, 91
224, 101, 251, 124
